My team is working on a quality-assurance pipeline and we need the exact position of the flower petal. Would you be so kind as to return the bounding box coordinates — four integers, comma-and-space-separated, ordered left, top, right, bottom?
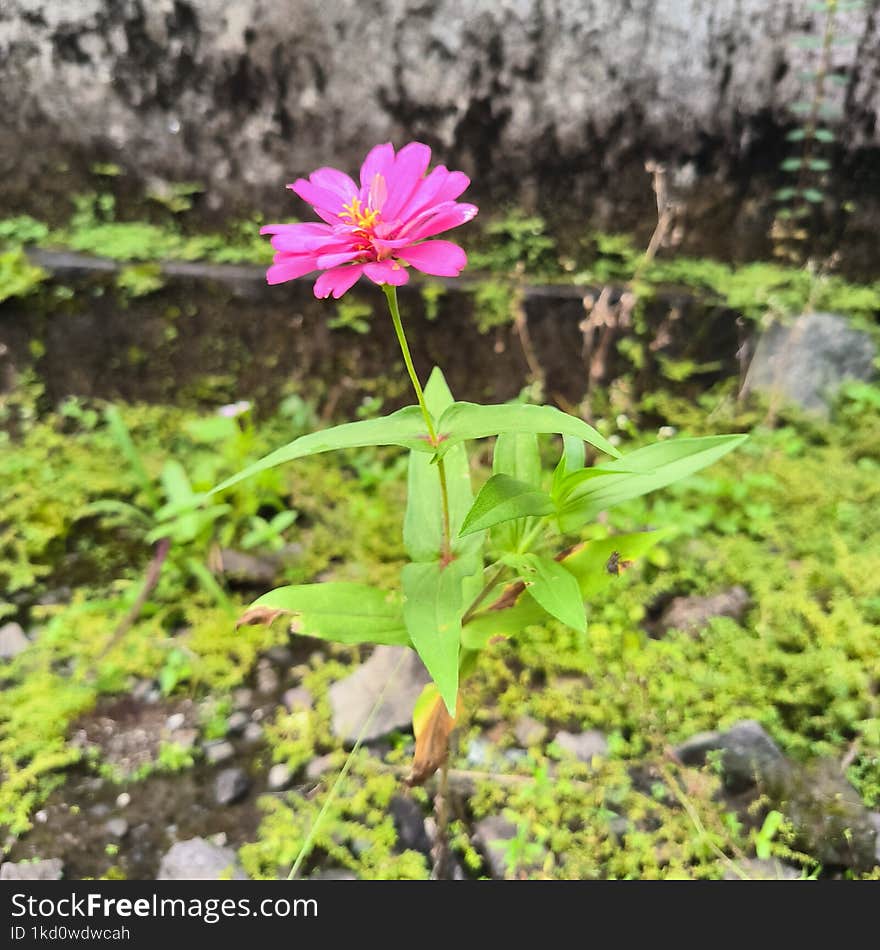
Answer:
364, 260, 410, 286
313, 264, 364, 299
359, 143, 395, 193
267, 255, 320, 284
260, 222, 332, 237
309, 167, 358, 202
396, 241, 467, 277
289, 179, 349, 223
382, 142, 432, 221
399, 202, 479, 241
316, 250, 363, 269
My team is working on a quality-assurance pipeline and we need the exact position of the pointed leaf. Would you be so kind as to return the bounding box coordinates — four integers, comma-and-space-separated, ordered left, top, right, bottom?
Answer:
436, 402, 620, 459
492, 431, 542, 550
245, 583, 409, 646
558, 434, 747, 531
461, 531, 662, 648
504, 553, 586, 632
210, 406, 431, 495
402, 560, 470, 714
460, 474, 555, 537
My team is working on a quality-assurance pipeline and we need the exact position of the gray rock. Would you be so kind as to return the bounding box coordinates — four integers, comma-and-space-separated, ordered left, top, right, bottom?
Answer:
265, 645, 295, 666
0, 622, 29, 660
226, 711, 250, 735
218, 549, 279, 586
329, 646, 430, 743
233, 688, 254, 710
115, 792, 131, 808
305, 754, 336, 781
105, 818, 129, 838
554, 730, 608, 764
169, 728, 198, 750
870, 813, 880, 865
282, 687, 314, 712
656, 586, 751, 636
157, 838, 246, 881
473, 816, 518, 879
308, 869, 358, 880
780, 760, 877, 872
514, 715, 549, 748
674, 720, 789, 793
389, 796, 432, 856
165, 713, 186, 731
0, 858, 63, 880
267, 763, 293, 791
744, 312, 876, 415
256, 660, 280, 696
242, 722, 264, 744
204, 740, 235, 765
214, 768, 251, 806
724, 858, 801, 881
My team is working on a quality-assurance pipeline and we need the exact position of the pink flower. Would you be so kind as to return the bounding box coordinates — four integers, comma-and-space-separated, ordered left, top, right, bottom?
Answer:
261, 142, 477, 299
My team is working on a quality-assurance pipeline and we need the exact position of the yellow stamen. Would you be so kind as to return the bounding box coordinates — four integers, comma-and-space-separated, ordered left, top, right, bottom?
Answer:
339, 196, 379, 231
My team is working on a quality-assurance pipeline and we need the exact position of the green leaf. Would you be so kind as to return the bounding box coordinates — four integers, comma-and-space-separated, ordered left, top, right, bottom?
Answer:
780, 158, 803, 172
552, 435, 586, 497
786, 129, 807, 142
436, 402, 620, 459
248, 583, 409, 646
493, 431, 541, 485
402, 561, 470, 714
210, 406, 431, 495
802, 188, 824, 203
459, 474, 555, 537
404, 369, 477, 561
491, 432, 542, 550
774, 187, 797, 201
557, 434, 747, 532
808, 158, 831, 171
813, 128, 835, 143
462, 531, 662, 649
504, 553, 586, 632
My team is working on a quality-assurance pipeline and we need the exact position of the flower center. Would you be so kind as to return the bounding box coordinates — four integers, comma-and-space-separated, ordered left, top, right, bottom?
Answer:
339, 196, 379, 233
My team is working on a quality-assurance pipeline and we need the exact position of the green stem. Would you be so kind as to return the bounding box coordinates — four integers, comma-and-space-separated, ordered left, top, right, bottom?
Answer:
383, 284, 452, 556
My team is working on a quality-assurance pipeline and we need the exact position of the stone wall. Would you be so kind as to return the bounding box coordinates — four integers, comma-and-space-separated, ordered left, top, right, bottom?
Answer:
1, 1, 878, 239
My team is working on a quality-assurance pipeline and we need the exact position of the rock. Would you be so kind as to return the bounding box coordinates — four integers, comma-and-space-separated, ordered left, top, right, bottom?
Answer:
233, 688, 254, 710
724, 858, 801, 881
473, 816, 518, 879
265, 645, 295, 666
242, 723, 264, 744
554, 730, 608, 764
256, 660, 280, 696
226, 711, 250, 735
305, 754, 336, 781
165, 713, 186, 731
282, 687, 314, 712
466, 737, 493, 768
389, 796, 432, 856
743, 312, 876, 415
218, 549, 279, 586
105, 818, 129, 838
157, 838, 246, 881
267, 764, 293, 791
655, 586, 751, 636
169, 728, 198, 750
1, 858, 63, 880
514, 715, 549, 748
214, 768, 251, 806
308, 869, 358, 880
115, 792, 131, 809
328, 646, 430, 743
870, 813, 880, 865
0, 622, 29, 660
674, 720, 789, 793
779, 759, 877, 872
204, 740, 235, 765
